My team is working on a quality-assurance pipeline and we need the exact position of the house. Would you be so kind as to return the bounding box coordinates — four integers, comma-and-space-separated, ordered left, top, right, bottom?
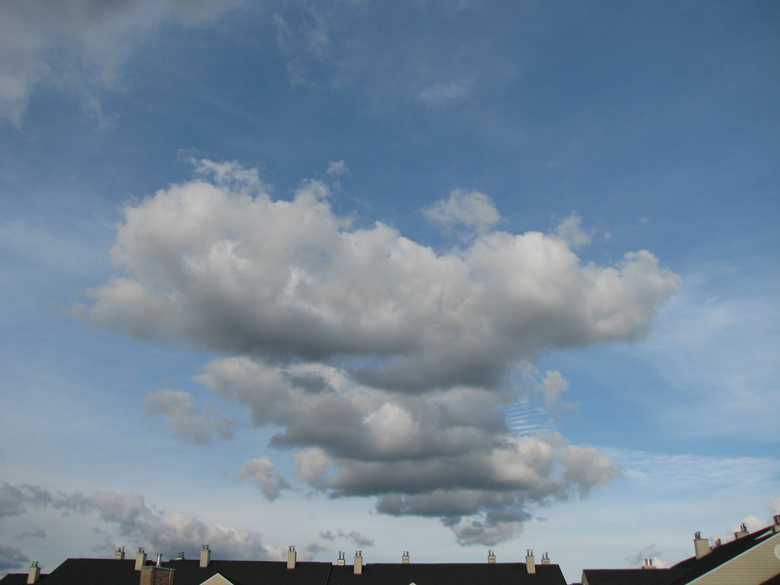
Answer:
581, 515, 780, 585
0, 546, 567, 585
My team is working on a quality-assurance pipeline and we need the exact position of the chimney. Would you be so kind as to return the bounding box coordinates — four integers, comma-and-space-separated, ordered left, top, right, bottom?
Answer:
694, 532, 710, 559
541, 552, 550, 565
174, 552, 184, 561
135, 548, 147, 571
773, 515, 780, 533
337, 552, 345, 566
115, 547, 126, 560
139, 566, 174, 585
487, 550, 496, 564
200, 545, 211, 568
401, 551, 410, 564
287, 546, 297, 569
354, 551, 363, 575
734, 524, 749, 539
157, 554, 164, 567
27, 562, 40, 585
642, 559, 657, 570
526, 549, 535, 575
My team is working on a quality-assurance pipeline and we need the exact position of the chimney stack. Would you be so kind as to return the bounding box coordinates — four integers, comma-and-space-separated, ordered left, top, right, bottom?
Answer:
526, 549, 535, 574
200, 545, 211, 568
135, 548, 147, 571
354, 551, 363, 575
27, 562, 40, 585
694, 532, 710, 559
734, 524, 749, 539
337, 552, 345, 566
541, 552, 550, 565
487, 550, 496, 564
773, 515, 780, 533
157, 554, 164, 566
401, 551, 410, 564
287, 546, 297, 569
642, 559, 657, 570
115, 547, 125, 560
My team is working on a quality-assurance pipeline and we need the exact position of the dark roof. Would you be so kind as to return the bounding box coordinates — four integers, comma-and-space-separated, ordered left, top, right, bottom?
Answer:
581, 568, 678, 585
0, 558, 566, 585
327, 562, 566, 585
0, 574, 29, 585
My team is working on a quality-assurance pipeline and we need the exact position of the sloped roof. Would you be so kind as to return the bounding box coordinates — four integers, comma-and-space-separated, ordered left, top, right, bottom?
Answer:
582, 525, 780, 585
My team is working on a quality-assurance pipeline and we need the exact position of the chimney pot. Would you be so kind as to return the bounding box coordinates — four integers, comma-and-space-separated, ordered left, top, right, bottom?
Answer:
27, 562, 40, 585
642, 559, 657, 569
337, 552, 345, 566
115, 547, 125, 560
541, 552, 550, 565
487, 550, 496, 564
157, 554, 163, 566
401, 551, 409, 564
774, 516, 780, 533
287, 546, 297, 569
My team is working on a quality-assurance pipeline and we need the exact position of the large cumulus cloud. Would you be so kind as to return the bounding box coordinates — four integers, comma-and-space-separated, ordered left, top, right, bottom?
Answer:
78, 160, 680, 545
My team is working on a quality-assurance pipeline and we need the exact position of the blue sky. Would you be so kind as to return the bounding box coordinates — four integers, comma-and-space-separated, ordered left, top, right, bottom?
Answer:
0, 1, 778, 582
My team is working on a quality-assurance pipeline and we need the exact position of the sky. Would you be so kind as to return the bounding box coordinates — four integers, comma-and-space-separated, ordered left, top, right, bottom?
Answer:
0, 1, 778, 582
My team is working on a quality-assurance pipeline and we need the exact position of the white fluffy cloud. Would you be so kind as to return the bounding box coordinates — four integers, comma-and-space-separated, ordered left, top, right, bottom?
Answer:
0, 0, 244, 126
77, 160, 680, 545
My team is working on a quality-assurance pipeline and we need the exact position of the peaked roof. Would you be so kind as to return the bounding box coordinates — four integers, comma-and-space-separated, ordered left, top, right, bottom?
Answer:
326, 562, 566, 585
582, 525, 780, 585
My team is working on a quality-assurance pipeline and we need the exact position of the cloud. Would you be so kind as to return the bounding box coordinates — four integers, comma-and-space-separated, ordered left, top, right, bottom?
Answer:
626, 544, 668, 569
77, 160, 679, 544
0, 482, 279, 561
0, 0, 245, 127
16, 528, 46, 540
538, 371, 575, 415
326, 160, 349, 176
144, 389, 236, 445
419, 81, 471, 105
319, 530, 336, 540
0, 483, 53, 518
236, 458, 291, 500
305, 542, 327, 555
553, 213, 592, 249
450, 519, 522, 546
422, 189, 500, 235
338, 531, 374, 547
0, 544, 29, 571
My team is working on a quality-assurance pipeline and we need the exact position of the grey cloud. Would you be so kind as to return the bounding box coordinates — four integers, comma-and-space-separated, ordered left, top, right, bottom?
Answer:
305, 543, 328, 555
339, 531, 374, 547
144, 389, 236, 445
236, 458, 291, 501
0, 483, 53, 518
318, 530, 336, 540
0, 544, 30, 571
16, 528, 46, 539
